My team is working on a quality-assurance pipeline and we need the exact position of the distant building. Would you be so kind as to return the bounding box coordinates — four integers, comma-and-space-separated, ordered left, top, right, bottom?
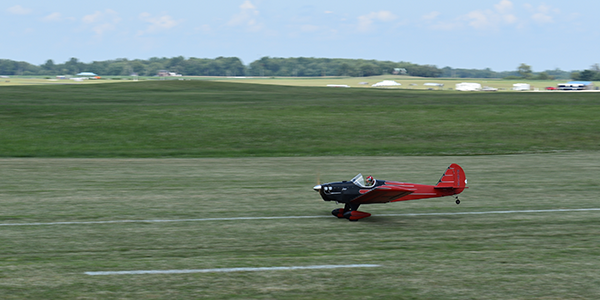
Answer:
76, 72, 97, 77
424, 83, 444, 89
372, 80, 401, 87
455, 82, 481, 91
512, 83, 530, 91
158, 70, 182, 77
558, 81, 595, 90
393, 68, 407, 75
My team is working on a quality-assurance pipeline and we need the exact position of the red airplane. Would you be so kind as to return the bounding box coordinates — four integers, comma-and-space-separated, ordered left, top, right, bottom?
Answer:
313, 163, 467, 221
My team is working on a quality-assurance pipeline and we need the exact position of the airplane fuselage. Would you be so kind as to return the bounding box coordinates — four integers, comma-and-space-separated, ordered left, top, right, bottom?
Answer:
313, 164, 467, 221
317, 180, 463, 204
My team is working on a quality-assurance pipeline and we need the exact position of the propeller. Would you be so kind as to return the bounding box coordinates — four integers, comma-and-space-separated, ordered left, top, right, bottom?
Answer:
313, 171, 322, 192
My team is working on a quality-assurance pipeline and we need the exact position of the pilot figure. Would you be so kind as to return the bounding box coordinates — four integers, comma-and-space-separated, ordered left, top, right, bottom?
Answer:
366, 175, 374, 186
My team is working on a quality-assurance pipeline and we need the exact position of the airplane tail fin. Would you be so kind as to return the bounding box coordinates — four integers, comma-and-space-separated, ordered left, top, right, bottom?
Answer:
435, 163, 467, 192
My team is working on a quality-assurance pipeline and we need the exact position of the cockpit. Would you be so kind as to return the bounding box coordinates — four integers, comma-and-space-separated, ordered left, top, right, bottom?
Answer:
351, 173, 376, 188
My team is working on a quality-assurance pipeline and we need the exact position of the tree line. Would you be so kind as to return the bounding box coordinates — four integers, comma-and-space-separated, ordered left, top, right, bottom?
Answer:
0, 57, 246, 77
0, 56, 441, 77
571, 64, 600, 81
0, 56, 587, 79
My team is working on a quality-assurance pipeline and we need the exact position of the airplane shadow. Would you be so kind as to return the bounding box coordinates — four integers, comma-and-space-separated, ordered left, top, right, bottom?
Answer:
322, 215, 410, 227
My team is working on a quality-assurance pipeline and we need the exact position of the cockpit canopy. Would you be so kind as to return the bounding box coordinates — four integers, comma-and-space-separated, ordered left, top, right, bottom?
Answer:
351, 173, 375, 188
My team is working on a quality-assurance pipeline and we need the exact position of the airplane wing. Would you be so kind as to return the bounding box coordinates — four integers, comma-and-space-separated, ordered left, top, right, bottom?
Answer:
350, 185, 413, 204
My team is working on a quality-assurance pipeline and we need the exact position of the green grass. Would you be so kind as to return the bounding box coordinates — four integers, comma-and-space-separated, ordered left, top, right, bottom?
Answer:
1, 81, 600, 299
1, 80, 600, 157
1, 154, 599, 299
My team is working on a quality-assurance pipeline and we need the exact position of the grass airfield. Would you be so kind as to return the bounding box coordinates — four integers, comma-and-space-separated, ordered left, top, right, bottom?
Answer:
1, 80, 600, 299
0, 77, 114, 86
2, 80, 599, 157
218, 75, 569, 91
2, 153, 600, 299
3, 75, 594, 91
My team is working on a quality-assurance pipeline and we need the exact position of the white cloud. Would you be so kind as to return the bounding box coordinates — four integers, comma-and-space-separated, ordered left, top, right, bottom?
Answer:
300, 24, 319, 32
7, 5, 32, 15
531, 12, 553, 24
565, 12, 581, 22
463, 0, 517, 30
465, 10, 491, 29
494, 0, 513, 14
82, 11, 103, 23
81, 11, 102, 24
527, 4, 559, 24
419, 1, 525, 32
139, 12, 181, 34
42, 12, 63, 22
82, 10, 121, 36
430, 21, 462, 31
422, 11, 463, 31
537, 4, 553, 14
503, 14, 517, 24
228, 0, 263, 31
196, 24, 212, 34
357, 11, 397, 32
422, 11, 441, 21
91, 23, 116, 36
423, 1, 565, 32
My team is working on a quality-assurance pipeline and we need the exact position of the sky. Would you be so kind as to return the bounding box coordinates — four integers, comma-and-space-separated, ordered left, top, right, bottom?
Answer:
2, 0, 598, 72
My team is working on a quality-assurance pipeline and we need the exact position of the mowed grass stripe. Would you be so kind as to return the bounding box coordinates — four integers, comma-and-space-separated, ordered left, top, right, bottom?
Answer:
1, 155, 600, 299
1, 80, 600, 157
84, 264, 382, 276
2, 208, 600, 227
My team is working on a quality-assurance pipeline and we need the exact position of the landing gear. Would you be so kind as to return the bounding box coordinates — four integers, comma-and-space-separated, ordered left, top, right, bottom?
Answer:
343, 210, 371, 221
455, 196, 461, 205
331, 208, 345, 218
331, 204, 371, 221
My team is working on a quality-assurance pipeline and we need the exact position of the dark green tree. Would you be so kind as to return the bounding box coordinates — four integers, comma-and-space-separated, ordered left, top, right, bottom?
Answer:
517, 63, 533, 78
358, 63, 379, 77
577, 70, 596, 81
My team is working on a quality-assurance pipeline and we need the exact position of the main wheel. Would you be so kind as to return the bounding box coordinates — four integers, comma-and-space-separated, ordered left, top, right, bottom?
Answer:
332, 208, 345, 218
455, 199, 460, 205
